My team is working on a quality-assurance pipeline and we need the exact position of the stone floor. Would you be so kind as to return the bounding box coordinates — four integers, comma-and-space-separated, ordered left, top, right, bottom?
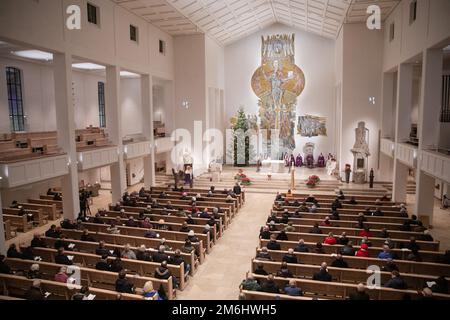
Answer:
5, 167, 450, 300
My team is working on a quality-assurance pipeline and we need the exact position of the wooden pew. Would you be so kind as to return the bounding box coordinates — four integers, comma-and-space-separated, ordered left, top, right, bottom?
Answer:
272, 210, 409, 224
256, 248, 450, 277
149, 190, 242, 209
260, 239, 446, 263
56, 228, 206, 265
4, 219, 17, 240
267, 230, 440, 251
275, 204, 405, 217
33, 197, 64, 212
269, 222, 430, 241
40, 236, 198, 274
27, 248, 187, 290
252, 274, 450, 300
152, 186, 246, 203
0, 274, 144, 300
107, 206, 225, 235
4, 258, 175, 300
2, 207, 46, 227
241, 290, 321, 300
251, 259, 449, 290
80, 221, 212, 254
2, 213, 32, 232
281, 193, 396, 204
19, 202, 58, 221
96, 214, 218, 244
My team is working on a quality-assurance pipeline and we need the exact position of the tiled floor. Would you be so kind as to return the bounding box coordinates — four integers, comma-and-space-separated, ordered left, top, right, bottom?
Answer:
5, 168, 450, 300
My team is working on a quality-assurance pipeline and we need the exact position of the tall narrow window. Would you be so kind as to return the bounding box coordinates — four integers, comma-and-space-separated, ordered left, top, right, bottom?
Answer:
409, 0, 417, 25
6, 67, 25, 132
98, 82, 106, 128
87, 2, 99, 25
389, 23, 395, 42
130, 25, 138, 42
441, 75, 450, 123
159, 39, 166, 55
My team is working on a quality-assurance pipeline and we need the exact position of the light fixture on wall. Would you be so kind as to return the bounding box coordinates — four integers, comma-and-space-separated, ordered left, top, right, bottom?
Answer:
182, 100, 190, 109
120, 71, 140, 78
369, 97, 376, 105
72, 63, 105, 70
12, 50, 53, 61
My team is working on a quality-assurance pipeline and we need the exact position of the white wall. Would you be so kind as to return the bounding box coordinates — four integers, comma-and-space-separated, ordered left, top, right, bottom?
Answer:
340, 24, 383, 174
224, 23, 336, 157
120, 78, 142, 137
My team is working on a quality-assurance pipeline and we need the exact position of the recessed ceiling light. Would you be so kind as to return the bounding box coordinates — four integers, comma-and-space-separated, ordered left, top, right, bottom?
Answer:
120, 71, 140, 78
12, 50, 53, 61
72, 63, 106, 70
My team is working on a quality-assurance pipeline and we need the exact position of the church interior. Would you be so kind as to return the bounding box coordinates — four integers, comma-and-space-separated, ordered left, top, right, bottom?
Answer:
0, 0, 450, 302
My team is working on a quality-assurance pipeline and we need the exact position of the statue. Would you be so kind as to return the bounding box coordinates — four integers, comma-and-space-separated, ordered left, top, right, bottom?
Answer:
303, 142, 315, 169
351, 122, 370, 184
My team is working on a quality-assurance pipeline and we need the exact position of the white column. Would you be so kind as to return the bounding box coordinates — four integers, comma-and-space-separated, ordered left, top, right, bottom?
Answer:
0, 193, 6, 254
392, 64, 413, 203
141, 75, 156, 188
106, 66, 126, 203
53, 53, 80, 219
414, 48, 443, 226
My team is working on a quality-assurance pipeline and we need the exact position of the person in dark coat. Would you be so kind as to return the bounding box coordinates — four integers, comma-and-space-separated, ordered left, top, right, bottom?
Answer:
282, 249, 298, 264
331, 253, 348, 268
45, 224, 61, 238
95, 241, 110, 256
294, 239, 309, 253
115, 270, 135, 293
25, 280, 46, 300
260, 274, 280, 293
152, 246, 169, 263
233, 183, 242, 195
54, 247, 73, 265
7, 244, 22, 259
30, 234, 47, 248
312, 263, 332, 282
96, 255, 111, 271
267, 235, 281, 251
254, 262, 268, 276
276, 230, 288, 241
348, 283, 370, 300
0, 255, 12, 274
309, 223, 322, 234
384, 270, 407, 289
255, 247, 272, 261
277, 261, 294, 278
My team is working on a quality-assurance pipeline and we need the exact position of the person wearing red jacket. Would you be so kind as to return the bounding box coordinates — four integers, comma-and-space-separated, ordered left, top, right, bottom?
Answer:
355, 244, 369, 257
323, 232, 337, 245
359, 227, 373, 238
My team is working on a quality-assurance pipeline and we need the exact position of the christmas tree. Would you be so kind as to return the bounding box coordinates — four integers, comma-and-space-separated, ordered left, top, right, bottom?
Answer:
227, 108, 256, 167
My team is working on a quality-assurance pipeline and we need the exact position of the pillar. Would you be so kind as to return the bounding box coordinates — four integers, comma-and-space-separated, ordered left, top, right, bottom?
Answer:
106, 66, 126, 203
414, 48, 443, 226
0, 193, 6, 254
392, 63, 413, 203
53, 53, 80, 219
141, 75, 156, 188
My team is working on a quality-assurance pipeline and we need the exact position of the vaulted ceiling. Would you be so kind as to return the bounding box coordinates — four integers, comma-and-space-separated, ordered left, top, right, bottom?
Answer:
112, 0, 401, 45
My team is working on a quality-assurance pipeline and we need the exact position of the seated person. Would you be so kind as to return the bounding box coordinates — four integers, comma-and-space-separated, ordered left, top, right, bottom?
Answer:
331, 253, 348, 268
355, 244, 369, 258
314, 242, 325, 254
277, 261, 294, 278
0, 255, 12, 274
282, 248, 298, 264
152, 246, 169, 263
381, 258, 399, 273
340, 241, 356, 256
348, 196, 358, 205
7, 244, 22, 259
154, 261, 177, 288
377, 245, 394, 260
27, 263, 43, 280
25, 280, 46, 300
320, 217, 332, 227
294, 239, 309, 253
284, 279, 303, 296
309, 223, 322, 234
121, 244, 137, 260
276, 230, 288, 241
30, 234, 47, 248
136, 245, 152, 262
421, 230, 434, 242
379, 228, 390, 239
337, 190, 345, 200
239, 274, 260, 291
384, 270, 407, 289
323, 232, 337, 245
54, 266, 68, 283
337, 232, 349, 245
80, 230, 96, 242
115, 270, 135, 293
267, 235, 281, 251
54, 247, 73, 265
348, 283, 370, 300
260, 274, 280, 293
312, 262, 332, 282
96, 255, 111, 271
254, 262, 268, 276
45, 225, 62, 238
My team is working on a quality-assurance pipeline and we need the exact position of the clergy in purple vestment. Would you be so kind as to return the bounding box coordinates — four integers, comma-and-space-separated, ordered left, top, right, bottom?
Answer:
306, 154, 314, 168
317, 153, 325, 167
296, 154, 303, 167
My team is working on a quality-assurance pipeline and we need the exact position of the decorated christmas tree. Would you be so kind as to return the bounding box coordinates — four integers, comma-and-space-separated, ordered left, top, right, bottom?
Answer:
227, 108, 256, 167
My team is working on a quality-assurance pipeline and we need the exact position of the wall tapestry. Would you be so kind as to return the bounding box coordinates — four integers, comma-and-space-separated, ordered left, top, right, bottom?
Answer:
297, 115, 327, 137
251, 34, 305, 156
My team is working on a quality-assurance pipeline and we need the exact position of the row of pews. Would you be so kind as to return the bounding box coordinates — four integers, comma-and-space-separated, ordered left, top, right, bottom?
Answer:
1, 186, 245, 300
241, 191, 450, 300
0, 127, 112, 163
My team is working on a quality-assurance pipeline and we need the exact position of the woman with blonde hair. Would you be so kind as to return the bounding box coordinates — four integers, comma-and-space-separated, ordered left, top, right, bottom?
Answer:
142, 281, 162, 300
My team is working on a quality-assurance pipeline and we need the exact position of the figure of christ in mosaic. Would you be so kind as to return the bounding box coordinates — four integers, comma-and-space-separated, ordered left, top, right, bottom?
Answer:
252, 34, 305, 157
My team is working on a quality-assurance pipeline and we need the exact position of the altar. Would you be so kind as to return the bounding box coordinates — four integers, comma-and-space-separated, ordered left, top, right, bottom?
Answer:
262, 159, 285, 173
